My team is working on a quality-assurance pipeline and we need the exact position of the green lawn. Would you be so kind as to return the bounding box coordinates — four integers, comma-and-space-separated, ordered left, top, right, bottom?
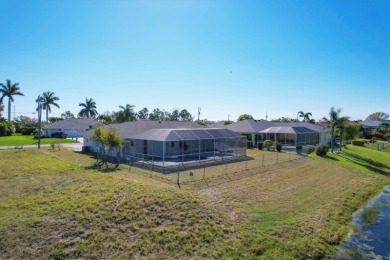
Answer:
0, 145, 389, 258
0, 134, 78, 146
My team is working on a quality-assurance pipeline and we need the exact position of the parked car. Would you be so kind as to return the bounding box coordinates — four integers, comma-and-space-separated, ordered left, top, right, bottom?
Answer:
51, 131, 68, 138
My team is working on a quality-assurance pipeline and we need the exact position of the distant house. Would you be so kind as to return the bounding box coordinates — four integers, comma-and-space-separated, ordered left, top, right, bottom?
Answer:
223, 119, 274, 146
359, 120, 384, 137
46, 118, 99, 138
259, 122, 328, 146
223, 119, 328, 146
84, 120, 247, 168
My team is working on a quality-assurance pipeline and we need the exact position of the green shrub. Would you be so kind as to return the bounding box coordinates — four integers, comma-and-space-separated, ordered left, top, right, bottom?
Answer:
315, 144, 329, 156
247, 141, 253, 149
351, 140, 365, 146
0, 120, 15, 136
257, 142, 263, 150
264, 140, 273, 151
296, 145, 303, 154
307, 146, 315, 154
275, 142, 282, 152
21, 127, 36, 136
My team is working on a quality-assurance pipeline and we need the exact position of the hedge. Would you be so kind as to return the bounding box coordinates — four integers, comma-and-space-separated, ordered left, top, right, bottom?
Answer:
351, 140, 365, 146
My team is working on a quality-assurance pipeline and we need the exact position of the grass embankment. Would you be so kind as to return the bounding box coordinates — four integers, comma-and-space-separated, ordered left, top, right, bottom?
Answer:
0, 149, 240, 259
0, 145, 389, 258
0, 133, 77, 146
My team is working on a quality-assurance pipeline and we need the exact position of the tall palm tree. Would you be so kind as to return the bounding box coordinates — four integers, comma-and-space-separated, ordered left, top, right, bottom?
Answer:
298, 111, 312, 122
322, 107, 349, 153
37, 91, 60, 125
0, 102, 4, 117
78, 97, 98, 119
336, 117, 350, 152
119, 104, 136, 121
0, 80, 24, 121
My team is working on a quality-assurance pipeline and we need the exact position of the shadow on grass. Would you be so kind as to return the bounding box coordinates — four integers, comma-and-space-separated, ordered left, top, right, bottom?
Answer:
338, 152, 390, 177
84, 164, 121, 173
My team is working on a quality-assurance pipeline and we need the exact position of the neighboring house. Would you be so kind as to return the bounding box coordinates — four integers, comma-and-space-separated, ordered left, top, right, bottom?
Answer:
359, 120, 384, 137
46, 118, 99, 138
223, 119, 274, 146
84, 120, 247, 168
223, 119, 328, 146
259, 122, 328, 146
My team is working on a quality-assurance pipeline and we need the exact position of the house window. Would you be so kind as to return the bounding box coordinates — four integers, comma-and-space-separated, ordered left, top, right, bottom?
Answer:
130, 141, 134, 146
171, 141, 174, 147
179, 141, 183, 147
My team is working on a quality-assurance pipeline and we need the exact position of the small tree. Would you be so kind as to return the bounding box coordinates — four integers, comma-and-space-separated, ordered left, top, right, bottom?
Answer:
105, 127, 124, 167
92, 125, 124, 168
91, 125, 108, 167
264, 140, 273, 151
237, 114, 254, 121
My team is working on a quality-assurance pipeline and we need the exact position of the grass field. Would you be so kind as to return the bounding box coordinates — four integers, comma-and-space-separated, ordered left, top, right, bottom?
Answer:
0, 144, 389, 258
0, 133, 78, 146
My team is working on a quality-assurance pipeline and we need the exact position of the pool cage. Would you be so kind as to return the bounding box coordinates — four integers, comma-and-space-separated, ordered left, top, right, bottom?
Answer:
259, 126, 320, 146
122, 128, 247, 169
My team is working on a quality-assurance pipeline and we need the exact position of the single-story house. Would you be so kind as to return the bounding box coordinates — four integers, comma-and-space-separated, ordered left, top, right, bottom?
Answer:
46, 118, 99, 138
223, 119, 329, 146
222, 119, 275, 146
84, 120, 247, 168
359, 120, 385, 137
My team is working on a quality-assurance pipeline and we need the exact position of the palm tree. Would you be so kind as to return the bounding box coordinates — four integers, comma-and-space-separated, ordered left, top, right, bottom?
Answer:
336, 117, 350, 152
0, 80, 24, 121
37, 91, 60, 125
118, 104, 136, 121
78, 97, 98, 119
0, 102, 4, 117
322, 107, 349, 153
61, 110, 75, 119
298, 111, 313, 122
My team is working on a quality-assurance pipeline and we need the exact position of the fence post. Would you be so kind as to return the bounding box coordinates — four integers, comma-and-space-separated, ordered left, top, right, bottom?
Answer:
225, 163, 228, 175
262, 155, 264, 167
177, 171, 180, 187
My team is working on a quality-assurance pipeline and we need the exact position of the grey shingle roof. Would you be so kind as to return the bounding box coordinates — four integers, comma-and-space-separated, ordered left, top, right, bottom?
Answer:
359, 120, 383, 128
86, 120, 207, 139
224, 119, 275, 133
47, 118, 99, 129
131, 128, 244, 141
222, 119, 326, 133
260, 126, 317, 134
274, 122, 326, 132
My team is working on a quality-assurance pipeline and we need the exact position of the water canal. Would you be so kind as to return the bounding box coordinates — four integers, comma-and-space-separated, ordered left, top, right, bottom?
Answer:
334, 185, 390, 259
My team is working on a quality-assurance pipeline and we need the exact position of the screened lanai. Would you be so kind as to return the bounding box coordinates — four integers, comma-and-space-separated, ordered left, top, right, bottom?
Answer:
122, 128, 247, 167
259, 126, 320, 146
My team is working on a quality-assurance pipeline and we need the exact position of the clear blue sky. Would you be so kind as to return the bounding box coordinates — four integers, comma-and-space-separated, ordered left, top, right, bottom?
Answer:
0, 0, 389, 122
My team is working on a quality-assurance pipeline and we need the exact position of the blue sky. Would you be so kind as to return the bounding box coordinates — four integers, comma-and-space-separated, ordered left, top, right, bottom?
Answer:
0, 0, 389, 122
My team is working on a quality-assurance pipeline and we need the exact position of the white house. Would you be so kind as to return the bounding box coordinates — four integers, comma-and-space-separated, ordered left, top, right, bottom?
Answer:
46, 118, 99, 138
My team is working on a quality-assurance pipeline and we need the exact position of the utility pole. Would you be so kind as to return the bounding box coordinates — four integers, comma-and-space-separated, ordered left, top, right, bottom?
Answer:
198, 107, 201, 121
266, 112, 268, 121
37, 95, 42, 149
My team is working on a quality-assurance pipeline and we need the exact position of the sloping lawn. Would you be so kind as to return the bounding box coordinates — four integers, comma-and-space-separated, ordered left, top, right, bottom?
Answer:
0, 134, 77, 146
0, 145, 389, 259
0, 149, 242, 259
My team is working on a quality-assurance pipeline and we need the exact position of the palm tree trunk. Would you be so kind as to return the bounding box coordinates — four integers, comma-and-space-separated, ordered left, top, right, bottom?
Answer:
46, 109, 49, 137
330, 125, 334, 153
8, 99, 11, 121
340, 129, 344, 152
